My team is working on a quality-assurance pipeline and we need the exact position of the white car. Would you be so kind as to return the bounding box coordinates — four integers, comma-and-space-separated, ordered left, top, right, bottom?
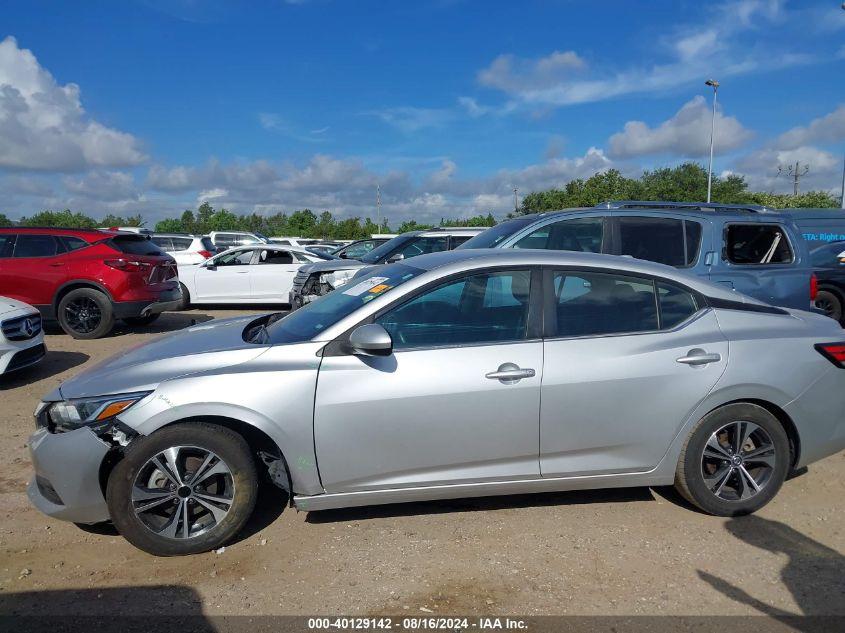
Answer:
208, 231, 270, 250
150, 234, 217, 265
0, 297, 46, 375
177, 245, 327, 306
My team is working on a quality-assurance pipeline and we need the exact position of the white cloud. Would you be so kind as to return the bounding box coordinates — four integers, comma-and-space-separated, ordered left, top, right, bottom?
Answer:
198, 188, 228, 203
0, 36, 146, 171
365, 106, 454, 133
478, 50, 586, 94
608, 96, 753, 159
473, 1, 813, 108
258, 112, 328, 143
774, 104, 845, 150
63, 171, 141, 202
734, 145, 841, 193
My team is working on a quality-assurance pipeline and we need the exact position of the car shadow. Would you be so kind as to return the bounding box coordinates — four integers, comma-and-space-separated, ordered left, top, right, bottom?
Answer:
305, 486, 654, 523
0, 350, 89, 390
113, 312, 215, 335
229, 481, 289, 544
698, 514, 845, 620
0, 585, 209, 626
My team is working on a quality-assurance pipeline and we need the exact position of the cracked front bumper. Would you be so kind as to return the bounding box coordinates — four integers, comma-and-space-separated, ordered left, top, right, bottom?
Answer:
27, 427, 112, 524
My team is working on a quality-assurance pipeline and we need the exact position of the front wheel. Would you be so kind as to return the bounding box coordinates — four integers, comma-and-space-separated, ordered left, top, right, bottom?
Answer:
674, 403, 789, 516
106, 422, 258, 556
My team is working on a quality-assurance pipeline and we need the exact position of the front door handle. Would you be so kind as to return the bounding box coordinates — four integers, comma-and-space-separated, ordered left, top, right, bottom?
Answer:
485, 363, 536, 383
676, 349, 721, 366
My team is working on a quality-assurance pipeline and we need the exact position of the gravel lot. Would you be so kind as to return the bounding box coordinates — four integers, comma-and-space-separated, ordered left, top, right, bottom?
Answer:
0, 308, 843, 618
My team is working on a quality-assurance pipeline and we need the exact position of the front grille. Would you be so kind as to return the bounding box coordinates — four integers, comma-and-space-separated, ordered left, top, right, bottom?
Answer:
1, 313, 42, 341
36, 475, 63, 505
6, 343, 46, 372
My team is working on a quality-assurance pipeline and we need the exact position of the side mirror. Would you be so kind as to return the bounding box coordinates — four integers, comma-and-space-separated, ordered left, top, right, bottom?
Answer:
204, 261, 217, 270
387, 253, 405, 264
348, 323, 393, 357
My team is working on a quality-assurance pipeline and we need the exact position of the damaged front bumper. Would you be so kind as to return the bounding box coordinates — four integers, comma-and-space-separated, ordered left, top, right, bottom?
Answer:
27, 426, 113, 524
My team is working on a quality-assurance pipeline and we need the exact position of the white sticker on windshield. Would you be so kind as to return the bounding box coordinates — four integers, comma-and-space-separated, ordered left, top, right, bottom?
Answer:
342, 276, 390, 296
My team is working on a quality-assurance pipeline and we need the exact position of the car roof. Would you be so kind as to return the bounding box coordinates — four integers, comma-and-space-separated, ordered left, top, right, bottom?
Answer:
402, 248, 767, 306
0, 226, 118, 240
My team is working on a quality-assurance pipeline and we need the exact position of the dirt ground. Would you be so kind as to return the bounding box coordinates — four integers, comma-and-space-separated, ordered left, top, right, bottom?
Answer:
0, 307, 843, 618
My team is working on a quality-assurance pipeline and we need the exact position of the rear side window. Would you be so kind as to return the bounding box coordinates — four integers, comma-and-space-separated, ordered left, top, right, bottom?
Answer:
0, 234, 16, 258
171, 237, 192, 251
151, 236, 174, 251
618, 217, 701, 267
551, 271, 658, 337
13, 235, 60, 257
657, 282, 699, 329
393, 236, 448, 260
449, 236, 473, 249
111, 235, 164, 256
514, 217, 603, 253
200, 237, 215, 251
61, 236, 89, 252
726, 224, 793, 264
258, 249, 294, 264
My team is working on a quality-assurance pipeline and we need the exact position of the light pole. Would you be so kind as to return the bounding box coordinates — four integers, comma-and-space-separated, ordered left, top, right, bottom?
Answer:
705, 79, 719, 203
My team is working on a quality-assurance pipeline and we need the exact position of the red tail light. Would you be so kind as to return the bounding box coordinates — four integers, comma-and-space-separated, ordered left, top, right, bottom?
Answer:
198, 250, 214, 259
104, 258, 150, 272
810, 273, 818, 301
815, 343, 845, 368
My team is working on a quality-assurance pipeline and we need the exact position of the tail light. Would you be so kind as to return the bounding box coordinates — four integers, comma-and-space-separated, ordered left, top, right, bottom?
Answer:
810, 273, 818, 301
198, 250, 214, 259
815, 343, 845, 368
104, 258, 150, 272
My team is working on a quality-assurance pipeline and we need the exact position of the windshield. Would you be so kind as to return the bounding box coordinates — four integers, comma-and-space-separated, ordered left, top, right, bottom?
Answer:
360, 234, 415, 264
457, 217, 538, 249
266, 263, 425, 344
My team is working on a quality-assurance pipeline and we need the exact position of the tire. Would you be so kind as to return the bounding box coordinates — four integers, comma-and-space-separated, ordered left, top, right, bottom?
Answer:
176, 282, 191, 310
57, 287, 115, 339
815, 289, 843, 323
123, 313, 161, 327
106, 422, 258, 556
674, 403, 789, 516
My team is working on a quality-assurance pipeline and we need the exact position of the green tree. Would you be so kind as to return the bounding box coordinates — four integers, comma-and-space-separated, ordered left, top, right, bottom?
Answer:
99, 213, 144, 228
288, 209, 318, 236
154, 218, 185, 232
19, 210, 97, 228
0, 213, 13, 227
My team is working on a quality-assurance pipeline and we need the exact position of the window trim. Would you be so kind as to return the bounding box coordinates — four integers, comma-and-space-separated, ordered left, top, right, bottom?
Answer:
323, 265, 544, 355
722, 221, 796, 266
541, 266, 707, 341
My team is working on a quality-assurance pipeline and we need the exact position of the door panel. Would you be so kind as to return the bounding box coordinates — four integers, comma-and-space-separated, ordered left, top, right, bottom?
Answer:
251, 249, 299, 300
193, 250, 254, 301
0, 235, 69, 305
540, 310, 728, 477
314, 342, 543, 493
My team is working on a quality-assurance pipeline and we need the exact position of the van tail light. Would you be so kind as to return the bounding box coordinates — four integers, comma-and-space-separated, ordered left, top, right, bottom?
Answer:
198, 250, 214, 259
810, 273, 818, 301
104, 258, 150, 272
815, 343, 845, 368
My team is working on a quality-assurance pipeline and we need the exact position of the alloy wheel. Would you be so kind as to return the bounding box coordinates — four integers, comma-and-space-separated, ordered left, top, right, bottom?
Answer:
64, 296, 102, 334
131, 446, 235, 539
701, 421, 777, 502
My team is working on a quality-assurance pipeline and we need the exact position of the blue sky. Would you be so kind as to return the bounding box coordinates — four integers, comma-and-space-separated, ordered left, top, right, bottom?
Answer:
1, 0, 844, 224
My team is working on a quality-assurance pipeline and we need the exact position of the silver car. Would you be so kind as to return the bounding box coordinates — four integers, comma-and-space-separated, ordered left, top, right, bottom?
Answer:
28, 250, 845, 556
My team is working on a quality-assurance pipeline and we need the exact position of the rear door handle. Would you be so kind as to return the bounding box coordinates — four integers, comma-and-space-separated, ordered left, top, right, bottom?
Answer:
676, 350, 721, 366
486, 363, 536, 383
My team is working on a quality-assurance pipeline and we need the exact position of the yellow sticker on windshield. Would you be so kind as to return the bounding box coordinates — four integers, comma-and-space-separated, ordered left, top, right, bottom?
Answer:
369, 284, 391, 294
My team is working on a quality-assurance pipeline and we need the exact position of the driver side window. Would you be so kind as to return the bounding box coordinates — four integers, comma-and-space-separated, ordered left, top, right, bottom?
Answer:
375, 270, 532, 350
215, 249, 254, 266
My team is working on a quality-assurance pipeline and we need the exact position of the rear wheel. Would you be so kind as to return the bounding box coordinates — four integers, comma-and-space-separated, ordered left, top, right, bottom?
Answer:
107, 422, 257, 556
123, 313, 161, 327
57, 288, 115, 339
815, 289, 843, 323
675, 403, 789, 516
176, 282, 191, 310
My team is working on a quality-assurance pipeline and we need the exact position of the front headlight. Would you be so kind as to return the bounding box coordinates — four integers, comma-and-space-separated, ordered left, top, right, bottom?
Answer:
320, 269, 356, 289
43, 391, 151, 433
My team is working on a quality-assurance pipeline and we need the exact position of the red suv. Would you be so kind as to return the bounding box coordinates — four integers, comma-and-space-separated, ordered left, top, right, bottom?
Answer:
0, 228, 181, 339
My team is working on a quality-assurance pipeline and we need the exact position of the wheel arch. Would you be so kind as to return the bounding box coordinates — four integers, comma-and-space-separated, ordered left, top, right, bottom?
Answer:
53, 280, 114, 312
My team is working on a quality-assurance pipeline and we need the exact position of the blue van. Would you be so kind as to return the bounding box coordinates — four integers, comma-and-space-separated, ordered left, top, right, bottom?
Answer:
778, 209, 845, 245
459, 201, 816, 310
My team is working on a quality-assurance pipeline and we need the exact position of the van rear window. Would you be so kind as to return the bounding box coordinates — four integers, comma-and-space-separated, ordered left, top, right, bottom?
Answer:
110, 235, 164, 256
726, 224, 793, 265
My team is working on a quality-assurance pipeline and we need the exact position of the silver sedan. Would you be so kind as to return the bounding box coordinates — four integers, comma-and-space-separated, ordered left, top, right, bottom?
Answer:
28, 250, 845, 555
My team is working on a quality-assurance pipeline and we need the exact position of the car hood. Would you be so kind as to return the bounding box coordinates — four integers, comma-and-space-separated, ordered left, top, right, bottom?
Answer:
0, 297, 37, 317
55, 316, 270, 400
300, 259, 366, 275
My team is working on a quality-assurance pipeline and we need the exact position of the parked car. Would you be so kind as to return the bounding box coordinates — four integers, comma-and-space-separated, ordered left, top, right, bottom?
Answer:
0, 228, 180, 339
810, 241, 845, 323
99, 226, 153, 235
28, 249, 845, 555
150, 234, 216, 265
459, 201, 816, 310
0, 297, 45, 375
289, 227, 485, 308
779, 209, 845, 246
176, 244, 325, 307
268, 237, 321, 248
207, 231, 269, 251
305, 244, 342, 257
331, 237, 390, 259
